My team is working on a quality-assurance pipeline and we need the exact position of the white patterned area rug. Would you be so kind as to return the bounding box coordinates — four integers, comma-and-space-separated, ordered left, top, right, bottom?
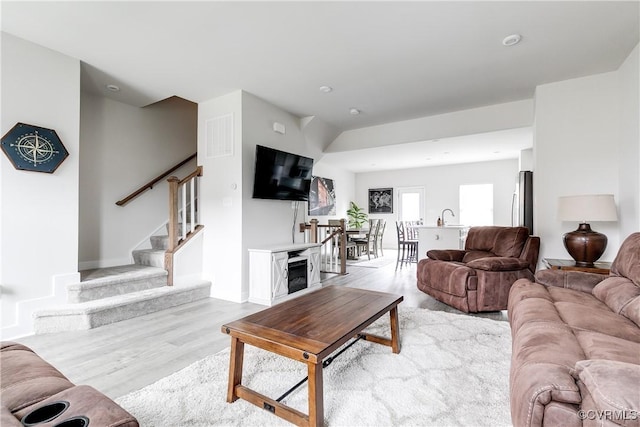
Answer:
116, 308, 512, 427
345, 255, 396, 268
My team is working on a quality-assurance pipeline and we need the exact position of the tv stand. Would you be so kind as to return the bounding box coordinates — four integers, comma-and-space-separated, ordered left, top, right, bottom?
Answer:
248, 243, 321, 306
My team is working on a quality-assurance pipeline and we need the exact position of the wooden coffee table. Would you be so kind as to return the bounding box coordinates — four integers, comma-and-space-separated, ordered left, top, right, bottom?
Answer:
222, 285, 403, 427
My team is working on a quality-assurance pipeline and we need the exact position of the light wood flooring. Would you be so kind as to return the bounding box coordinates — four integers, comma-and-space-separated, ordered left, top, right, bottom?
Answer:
15, 251, 507, 399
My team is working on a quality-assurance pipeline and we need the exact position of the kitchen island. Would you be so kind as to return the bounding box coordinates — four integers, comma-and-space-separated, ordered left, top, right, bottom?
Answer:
414, 225, 469, 261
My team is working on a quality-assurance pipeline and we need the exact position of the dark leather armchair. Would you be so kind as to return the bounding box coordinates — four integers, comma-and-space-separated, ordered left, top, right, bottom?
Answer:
416, 226, 540, 312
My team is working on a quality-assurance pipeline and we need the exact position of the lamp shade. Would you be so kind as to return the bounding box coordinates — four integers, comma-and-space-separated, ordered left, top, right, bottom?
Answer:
558, 194, 618, 223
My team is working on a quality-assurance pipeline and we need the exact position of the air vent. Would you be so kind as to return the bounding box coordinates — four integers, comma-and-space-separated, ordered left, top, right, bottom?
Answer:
206, 113, 234, 158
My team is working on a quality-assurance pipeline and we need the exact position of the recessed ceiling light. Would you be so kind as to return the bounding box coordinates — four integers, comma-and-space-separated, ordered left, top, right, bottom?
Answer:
106, 84, 120, 92
502, 34, 522, 46
319, 85, 332, 93
349, 108, 360, 115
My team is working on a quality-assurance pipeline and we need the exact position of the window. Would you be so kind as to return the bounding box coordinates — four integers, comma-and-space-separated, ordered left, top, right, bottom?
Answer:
397, 187, 424, 222
459, 184, 493, 226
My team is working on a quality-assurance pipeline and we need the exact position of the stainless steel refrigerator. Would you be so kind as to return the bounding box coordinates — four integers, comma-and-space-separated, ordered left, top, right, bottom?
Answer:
512, 171, 533, 234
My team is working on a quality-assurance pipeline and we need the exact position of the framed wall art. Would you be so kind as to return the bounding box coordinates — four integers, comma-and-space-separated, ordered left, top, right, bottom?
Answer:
308, 176, 336, 215
1, 122, 69, 173
369, 188, 393, 213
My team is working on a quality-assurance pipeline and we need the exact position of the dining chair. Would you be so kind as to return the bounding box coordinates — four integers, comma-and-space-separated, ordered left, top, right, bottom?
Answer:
353, 219, 379, 260
328, 219, 356, 259
374, 220, 386, 257
404, 220, 422, 264
395, 221, 418, 269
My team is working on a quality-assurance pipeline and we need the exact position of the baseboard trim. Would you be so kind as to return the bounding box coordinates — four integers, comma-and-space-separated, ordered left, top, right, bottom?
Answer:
1, 271, 80, 339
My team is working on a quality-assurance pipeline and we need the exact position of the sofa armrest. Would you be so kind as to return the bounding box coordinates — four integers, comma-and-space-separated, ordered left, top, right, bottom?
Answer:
573, 360, 640, 427
466, 256, 530, 271
535, 269, 608, 293
426, 249, 465, 262
521, 236, 540, 273
1, 406, 21, 427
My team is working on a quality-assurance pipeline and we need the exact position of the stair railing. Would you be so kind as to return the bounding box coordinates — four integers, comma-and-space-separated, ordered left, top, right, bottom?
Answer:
165, 165, 204, 285
302, 219, 348, 275
116, 153, 197, 206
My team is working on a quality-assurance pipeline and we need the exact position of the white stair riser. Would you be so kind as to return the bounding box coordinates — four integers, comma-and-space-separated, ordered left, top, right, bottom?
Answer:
34, 283, 211, 334
150, 235, 170, 250
132, 249, 165, 268
68, 273, 167, 303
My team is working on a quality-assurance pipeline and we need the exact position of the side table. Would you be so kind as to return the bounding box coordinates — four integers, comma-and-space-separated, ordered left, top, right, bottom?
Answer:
543, 258, 611, 275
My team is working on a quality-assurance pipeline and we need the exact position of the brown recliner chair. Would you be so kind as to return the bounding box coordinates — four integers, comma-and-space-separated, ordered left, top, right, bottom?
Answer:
416, 226, 540, 312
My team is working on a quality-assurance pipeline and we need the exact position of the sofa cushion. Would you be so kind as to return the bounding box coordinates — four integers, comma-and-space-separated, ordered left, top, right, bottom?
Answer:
593, 276, 640, 328
508, 281, 565, 331
573, 360, 640, 427
610, 232, 640, 287
574, 331, 640, 365
464, 226, 529, 257
462, 250, 495, 263
554, 301, 640, 344
547, 286, 609, 309
466, 257, 530, 271
622, 297, 640, 330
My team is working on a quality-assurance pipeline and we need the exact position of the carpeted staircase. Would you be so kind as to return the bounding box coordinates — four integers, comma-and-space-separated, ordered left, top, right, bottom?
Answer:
33, 229, 210, 334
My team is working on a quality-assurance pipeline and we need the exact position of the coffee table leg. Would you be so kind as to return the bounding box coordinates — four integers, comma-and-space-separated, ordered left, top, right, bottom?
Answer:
390, 306, 400, 354
308, 361, 324, 427
227, 337, 244, 402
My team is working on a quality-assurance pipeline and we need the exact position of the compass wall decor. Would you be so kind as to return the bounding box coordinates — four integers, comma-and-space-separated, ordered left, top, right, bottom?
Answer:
1, 122, 69, 173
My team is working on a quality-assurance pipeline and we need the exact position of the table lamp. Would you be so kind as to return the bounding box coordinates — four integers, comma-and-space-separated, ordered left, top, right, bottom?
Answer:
558, 194, 618, 267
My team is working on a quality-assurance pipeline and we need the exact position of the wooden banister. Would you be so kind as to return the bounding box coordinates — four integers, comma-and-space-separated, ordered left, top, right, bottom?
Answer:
116, 153, 197, 206
165, 165, 204, 285
301, 219, 348, 275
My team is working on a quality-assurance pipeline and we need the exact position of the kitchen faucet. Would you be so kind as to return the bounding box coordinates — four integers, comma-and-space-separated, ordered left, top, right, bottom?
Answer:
441, 208, 455, 225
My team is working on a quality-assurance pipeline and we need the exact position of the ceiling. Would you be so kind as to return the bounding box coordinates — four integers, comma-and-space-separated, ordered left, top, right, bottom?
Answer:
3, 1, 639, 171
322, 127, 533, 173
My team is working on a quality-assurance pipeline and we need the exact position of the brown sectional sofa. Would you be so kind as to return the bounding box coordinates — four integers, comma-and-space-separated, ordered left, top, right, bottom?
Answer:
508, 232, 640, 427
1, 342, 138, 427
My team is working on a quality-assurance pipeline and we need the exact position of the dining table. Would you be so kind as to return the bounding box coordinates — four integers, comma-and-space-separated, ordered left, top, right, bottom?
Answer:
345, 228, 369, 258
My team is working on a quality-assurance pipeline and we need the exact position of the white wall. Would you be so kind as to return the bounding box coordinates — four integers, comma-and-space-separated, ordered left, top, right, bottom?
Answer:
306, 161, 356, 224
197, 91, 244, 302
617, 44, 640, 238
534, 72, 622, 262
1, 33, 80, 338
355, 159, 519, 249
79, 94, 197, 268
197, 91, 336, 303
241, 92, 327, 301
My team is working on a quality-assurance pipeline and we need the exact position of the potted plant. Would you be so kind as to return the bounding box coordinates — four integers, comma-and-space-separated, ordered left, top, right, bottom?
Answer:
346, 201, 368, 229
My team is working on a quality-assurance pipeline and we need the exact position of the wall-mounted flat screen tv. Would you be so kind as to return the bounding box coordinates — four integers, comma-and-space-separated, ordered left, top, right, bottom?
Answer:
252, 145, 314, 201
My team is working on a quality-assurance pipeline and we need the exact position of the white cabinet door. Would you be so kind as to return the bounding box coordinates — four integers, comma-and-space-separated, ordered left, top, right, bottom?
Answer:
271, 252, 289, 299
418, 228, 467, 260
307, 247, 321, 286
